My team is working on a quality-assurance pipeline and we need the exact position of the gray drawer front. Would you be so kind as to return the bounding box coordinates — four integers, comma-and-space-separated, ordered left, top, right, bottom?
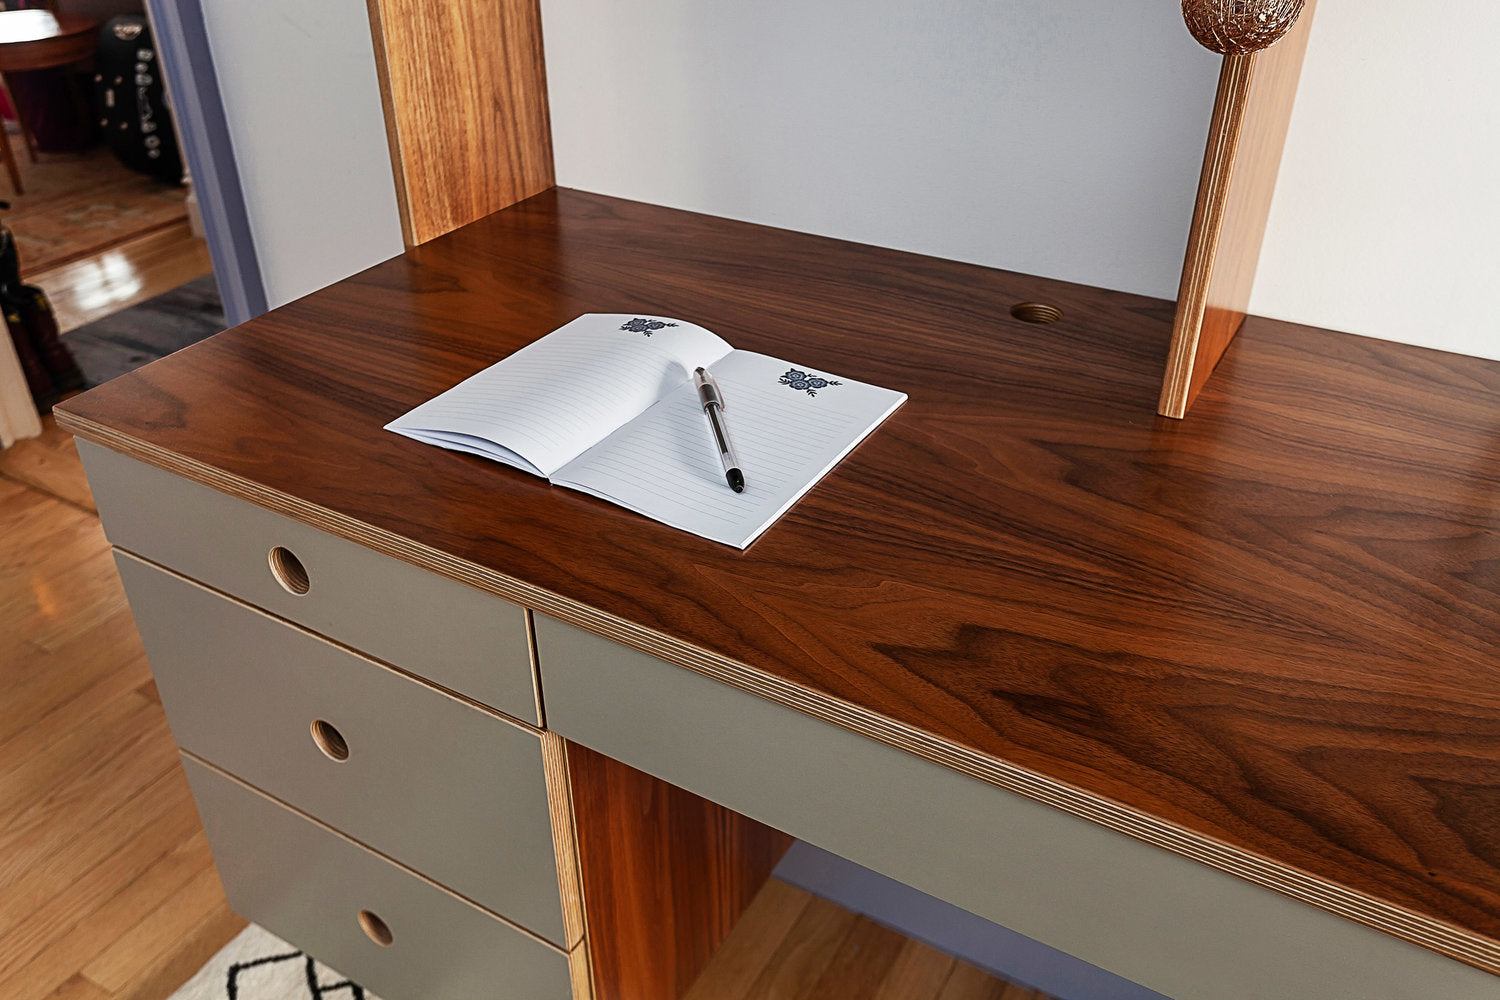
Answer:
119, 552, 564, 945
532, 614, 1500, 1000
79, 440, 537, 724
183, 757, 571, 1000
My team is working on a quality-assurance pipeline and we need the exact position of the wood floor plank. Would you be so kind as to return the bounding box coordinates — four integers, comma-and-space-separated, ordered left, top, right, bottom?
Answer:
0, 426, 96, 512
687, 879, 1050, 1000
7, 535, 129, 654
0, 610, 148, 754
103, 904, 244, 1000
40, 974, 112, 1000
870, 937, 959, 1000
0, 826, 213, 1000
0, 771, 202, 994
803, 915, 909, 1000
0, 215, 232, 1000
0, 489, 123, 654
0, 692, 178, 895
740, 894, 861, 1000
32, 221, 213, 336
937, 963, 1013, 1000
79, 852, 241, 994
0, 477, 96, 576
683, 878, 815, 1000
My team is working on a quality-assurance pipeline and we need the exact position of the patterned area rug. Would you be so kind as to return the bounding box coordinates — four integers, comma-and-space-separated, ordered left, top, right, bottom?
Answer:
2, 129, 187, 275
168, 925, 382, 1000
61, 273, 225, 387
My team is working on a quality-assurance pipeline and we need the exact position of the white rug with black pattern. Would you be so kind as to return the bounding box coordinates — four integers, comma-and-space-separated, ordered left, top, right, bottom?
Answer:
168, 925, 382, 1000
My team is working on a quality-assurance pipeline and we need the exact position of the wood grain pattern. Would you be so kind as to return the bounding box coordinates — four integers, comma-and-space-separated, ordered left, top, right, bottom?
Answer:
539, 731, 592, 1000
683, 879, 1036, 1000
364, 0, 553, 246
1160, 0, 1318, 418
566, 741, 792, 1000
32, 221, 213, 336
0, 12, 96, 73
54, 189, 1500, 974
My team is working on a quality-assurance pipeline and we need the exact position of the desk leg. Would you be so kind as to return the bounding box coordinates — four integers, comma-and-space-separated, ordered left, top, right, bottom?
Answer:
558, 739, 793, 1000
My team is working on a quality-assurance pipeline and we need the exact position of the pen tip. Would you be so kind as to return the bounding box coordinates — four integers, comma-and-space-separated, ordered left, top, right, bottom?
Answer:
727, 468, 745, 493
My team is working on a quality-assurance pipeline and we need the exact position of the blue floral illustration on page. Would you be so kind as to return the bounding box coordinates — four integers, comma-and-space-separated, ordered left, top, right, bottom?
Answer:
620, 317, 678, 336
780, 369, 842, 397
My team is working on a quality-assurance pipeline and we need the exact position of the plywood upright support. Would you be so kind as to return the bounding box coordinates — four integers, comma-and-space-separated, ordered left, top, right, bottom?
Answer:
365, 0, 554, 246
565, 741, 793, 1000
1159, 1, 1317, 418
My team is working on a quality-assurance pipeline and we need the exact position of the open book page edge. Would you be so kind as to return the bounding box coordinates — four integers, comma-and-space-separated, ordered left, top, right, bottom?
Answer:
735, 389, 907, 548
386, 427, 542, 477
383, 314, 733, 478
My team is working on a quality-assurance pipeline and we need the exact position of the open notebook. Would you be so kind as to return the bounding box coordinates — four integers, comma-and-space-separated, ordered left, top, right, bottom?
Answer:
386, 314, 906, 548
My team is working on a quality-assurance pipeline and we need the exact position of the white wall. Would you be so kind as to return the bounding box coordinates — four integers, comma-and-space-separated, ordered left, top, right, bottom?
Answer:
198, 0, 404, 310
192, 0, 1498, 362
1253, 0, 1500, 360
541, 0, 1221, 300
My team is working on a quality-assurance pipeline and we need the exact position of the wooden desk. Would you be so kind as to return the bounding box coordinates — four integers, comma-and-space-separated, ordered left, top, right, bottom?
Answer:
56, 189, 1500, 1000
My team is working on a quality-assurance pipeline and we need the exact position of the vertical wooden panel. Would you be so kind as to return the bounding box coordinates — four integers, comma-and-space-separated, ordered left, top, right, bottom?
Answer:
1159, 0, 1317, 418
566, 741, 793, 1000
540, 732, 594, 1000
365, 0, 554, 246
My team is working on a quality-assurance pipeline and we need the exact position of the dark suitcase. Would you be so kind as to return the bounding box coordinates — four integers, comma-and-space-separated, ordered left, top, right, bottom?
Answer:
94, 15, 183, 183
0, 208, 82, 410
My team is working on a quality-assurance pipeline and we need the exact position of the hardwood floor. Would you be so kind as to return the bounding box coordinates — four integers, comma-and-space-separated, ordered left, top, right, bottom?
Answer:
2, 222, 240, 1000
686, 879, 1049, 1000
0, 418, 246, 1000
32, 222, 215, 335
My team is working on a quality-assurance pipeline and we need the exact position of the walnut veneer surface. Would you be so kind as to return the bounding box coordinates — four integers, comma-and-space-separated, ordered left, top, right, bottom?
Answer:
55, 189, 1500, 971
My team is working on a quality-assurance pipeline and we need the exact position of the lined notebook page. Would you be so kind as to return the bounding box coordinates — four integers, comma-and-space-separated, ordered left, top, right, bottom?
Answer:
386, 315, 731, 476
555, 351, 906, 548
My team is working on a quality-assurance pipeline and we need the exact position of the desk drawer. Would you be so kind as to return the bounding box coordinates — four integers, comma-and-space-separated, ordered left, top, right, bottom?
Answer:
532, 614, 1500, 1000
118, 552, 565, 945
78, 440, 538, 724
182, 756, 571, 1000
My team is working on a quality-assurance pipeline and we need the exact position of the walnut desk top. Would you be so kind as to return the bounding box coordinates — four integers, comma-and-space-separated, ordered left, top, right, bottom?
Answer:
56, 189, 1500, 981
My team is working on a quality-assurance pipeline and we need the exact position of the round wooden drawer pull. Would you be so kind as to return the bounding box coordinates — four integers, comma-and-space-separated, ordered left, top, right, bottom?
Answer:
268, 546, 310, 595
358, 909, 393, 946
310, 719, 350, 762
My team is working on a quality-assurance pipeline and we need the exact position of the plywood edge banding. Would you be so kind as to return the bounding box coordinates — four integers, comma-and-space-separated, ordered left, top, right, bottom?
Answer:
1160, 52, 1257, 419
566, 943, 594, 1000
540, 733, 590, 953
1161, 0, 1318, 418
63, 416, 1500, 976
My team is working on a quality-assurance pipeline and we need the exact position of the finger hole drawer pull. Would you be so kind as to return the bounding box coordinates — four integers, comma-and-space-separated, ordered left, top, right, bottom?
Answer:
310, 719, 350, 762
358, 909, 393, 946
268, 546, 311, 595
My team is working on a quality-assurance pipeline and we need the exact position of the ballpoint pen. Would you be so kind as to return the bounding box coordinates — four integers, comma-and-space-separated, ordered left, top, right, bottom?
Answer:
694, 367, 745, 493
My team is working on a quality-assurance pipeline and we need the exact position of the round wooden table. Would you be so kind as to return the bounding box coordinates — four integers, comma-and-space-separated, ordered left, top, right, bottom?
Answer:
0, 10, 100, 195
